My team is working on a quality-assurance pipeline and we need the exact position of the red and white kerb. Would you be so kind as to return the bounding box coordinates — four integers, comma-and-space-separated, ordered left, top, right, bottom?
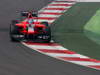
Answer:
22, 0, 100, 70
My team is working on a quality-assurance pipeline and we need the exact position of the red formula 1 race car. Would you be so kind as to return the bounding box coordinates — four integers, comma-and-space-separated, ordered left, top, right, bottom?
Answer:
9, 11, 51, 43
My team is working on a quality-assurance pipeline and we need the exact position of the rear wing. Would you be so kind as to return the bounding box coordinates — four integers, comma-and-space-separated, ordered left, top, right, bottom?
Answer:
21, 11, 38, 17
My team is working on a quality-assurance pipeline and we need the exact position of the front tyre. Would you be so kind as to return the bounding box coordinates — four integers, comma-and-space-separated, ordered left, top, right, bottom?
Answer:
10, 24, 18, 41
41, 22, 49, 27
9, 20, 24, 42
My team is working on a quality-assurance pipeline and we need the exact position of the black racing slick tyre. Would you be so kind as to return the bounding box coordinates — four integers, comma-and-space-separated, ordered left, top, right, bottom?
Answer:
45, 30, 51, 43
10, 24, 18, 41
39, 21, 51, 43
43, 27, 51, 43
37, 33, 51, 43
41, 22, 49, 26
9, 20, 21, 42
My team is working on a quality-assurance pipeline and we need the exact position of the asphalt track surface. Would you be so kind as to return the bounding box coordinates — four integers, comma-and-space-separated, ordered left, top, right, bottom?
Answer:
0, 0, 100, 75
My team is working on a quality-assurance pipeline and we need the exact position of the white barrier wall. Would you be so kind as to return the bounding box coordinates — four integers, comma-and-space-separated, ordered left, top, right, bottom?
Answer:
77, 0, 100, 2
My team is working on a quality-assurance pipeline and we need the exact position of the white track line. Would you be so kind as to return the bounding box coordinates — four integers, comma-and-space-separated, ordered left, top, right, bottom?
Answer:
51, 2, 75, 4
45, 53, 89, 58
70, 61, 100, 66
38, 14, 60, 18
27, 45, 67, 50
39, 10, 66, 13
46, 6, 71, 8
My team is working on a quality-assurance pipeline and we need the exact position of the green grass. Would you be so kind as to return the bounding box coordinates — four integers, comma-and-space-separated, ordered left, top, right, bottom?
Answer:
51, 2, 100, 60
84, 9, 100, 45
